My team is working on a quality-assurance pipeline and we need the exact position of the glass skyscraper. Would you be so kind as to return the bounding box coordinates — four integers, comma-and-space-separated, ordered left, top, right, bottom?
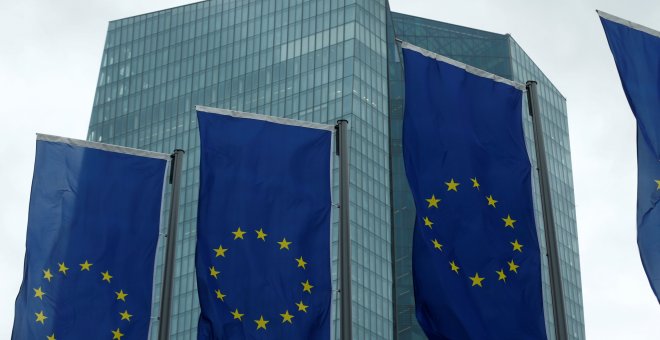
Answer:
87, 1, 584, 338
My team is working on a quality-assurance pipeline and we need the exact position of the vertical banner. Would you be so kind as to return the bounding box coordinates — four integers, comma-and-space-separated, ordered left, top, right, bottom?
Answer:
196, 106, 333, 339
401, 43, 547, 339
12, 135, 168, 339
599, 10, 660, 301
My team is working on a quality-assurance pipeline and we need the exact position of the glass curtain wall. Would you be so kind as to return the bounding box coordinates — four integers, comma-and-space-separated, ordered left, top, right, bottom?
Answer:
88, 0, 393, 338
87, 2, 583, 338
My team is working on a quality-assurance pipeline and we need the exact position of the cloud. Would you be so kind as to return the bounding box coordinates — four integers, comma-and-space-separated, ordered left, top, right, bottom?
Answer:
2, 0, 659, 338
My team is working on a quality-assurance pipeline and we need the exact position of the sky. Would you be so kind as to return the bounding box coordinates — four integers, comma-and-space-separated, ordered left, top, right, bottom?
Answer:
0, 0, 658, 338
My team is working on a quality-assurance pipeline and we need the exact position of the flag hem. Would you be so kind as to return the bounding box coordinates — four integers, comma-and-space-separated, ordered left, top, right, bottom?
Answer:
328, 130, 336, 340
196, 105, 336, 132
147, 160, 170, 339
400, 41, 526, 91
597, 10, 660, 39
37, 133, 171, 160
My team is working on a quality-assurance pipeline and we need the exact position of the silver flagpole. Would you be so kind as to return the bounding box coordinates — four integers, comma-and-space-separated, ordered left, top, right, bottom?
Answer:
526, 81, 568, 340
158, 149, 185, 340
336, 120, 352, 340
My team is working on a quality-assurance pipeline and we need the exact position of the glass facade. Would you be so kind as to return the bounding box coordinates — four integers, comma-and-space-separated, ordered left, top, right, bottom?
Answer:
87, 2, 582, 339
389, 12, 585, 339
88, 0, 393, 338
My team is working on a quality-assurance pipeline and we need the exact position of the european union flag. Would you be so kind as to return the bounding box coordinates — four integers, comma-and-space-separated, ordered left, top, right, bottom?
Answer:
196, 106, 333, 339
401, 43, 547, 339
12, 135, 168, 339
599, 11, 660, 301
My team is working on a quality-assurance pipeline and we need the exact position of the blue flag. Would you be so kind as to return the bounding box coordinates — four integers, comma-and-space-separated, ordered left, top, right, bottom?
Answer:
599, 11, 660, 301
401, 43, 546, 339
12, 135, 168, 339
196, 107, 333, 339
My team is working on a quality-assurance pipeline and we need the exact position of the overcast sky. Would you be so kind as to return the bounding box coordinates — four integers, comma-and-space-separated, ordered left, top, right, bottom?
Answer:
1, 0, 658, 338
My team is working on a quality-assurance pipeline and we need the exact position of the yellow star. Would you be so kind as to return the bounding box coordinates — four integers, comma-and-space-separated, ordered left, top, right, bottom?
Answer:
33, 287, 45, 300
471, 177, 480, 189
486, 195, 498, 208
215, 289, 226, 301
213, 245, 228, 257
254, 315, 269, 330
445, 178, 460, 192
496, 269, 507, 282
112, 328, 124, 340
296, 300, 309, 313
656, 179, 660, 190
43, 269, 53, 282
426, 194, 441, 208
301, 280, 314, 294
296, 256, 307, 269
79, 260, 92, 271
502, 215, 517, 228
508, 260, 520, 273
101, 271, 113, 283
469, 273, 485, 287
423, 217, 433, 229
511, 240, 524, 252
232, 227, 246, 240
231, 308, 244, 321
449, 261, 460, 274
278, 238, 292, 250
432, 239, 443, 251
255, 228, 268, 241
115, 289, 128, 302
209, 266, 220, 279
47, 334, 56, 340
119, 310, 132, 321
280, 310, 294, 324
35, 310, 47, 324
58, 262, 69, 275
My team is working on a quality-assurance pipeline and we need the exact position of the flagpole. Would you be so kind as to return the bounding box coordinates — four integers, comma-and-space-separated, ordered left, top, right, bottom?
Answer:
158, 149, 185, 340
525, 81, 568, 340
336, 120, 352, 340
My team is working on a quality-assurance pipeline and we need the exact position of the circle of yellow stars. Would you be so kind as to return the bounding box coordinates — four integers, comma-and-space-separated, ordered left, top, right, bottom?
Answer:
209, 226, 313, 331
423, 177, 525, 288
32, 259, 134, 339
